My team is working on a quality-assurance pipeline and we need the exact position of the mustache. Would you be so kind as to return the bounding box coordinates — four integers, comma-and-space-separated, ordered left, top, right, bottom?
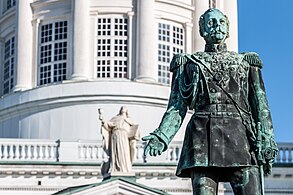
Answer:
210, 29, 226, 35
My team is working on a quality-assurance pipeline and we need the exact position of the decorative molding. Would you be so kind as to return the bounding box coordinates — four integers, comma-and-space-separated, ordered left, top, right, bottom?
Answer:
155, 0, 195, 11
0, 160, 291, 194
0, 82, 170, 121
34, 14, 69, 23
0, 187, 63, 192
184, 22, 193, 28
31, 0, 68, 10
0, 7, 16, 24
31, 18, 40, 25
127, 11, 134, 17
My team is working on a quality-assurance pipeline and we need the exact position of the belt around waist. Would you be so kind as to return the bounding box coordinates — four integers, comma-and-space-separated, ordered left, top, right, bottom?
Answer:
195, 104, 240, 117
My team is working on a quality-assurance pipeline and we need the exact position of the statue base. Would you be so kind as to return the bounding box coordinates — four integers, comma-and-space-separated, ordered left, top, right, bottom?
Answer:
103, 171, 136, 181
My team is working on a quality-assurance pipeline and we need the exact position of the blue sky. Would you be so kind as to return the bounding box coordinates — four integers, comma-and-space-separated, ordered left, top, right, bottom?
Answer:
238, 1, 293, 142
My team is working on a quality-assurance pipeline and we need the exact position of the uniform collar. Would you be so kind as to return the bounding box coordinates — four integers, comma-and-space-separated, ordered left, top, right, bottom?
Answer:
205, 43, 227, 52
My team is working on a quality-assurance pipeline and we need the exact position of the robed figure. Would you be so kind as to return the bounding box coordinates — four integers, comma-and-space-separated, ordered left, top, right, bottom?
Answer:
99, 106, 140, 178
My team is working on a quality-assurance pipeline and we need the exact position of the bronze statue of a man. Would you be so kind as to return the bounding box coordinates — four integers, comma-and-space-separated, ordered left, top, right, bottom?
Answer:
143, 8, 278, 195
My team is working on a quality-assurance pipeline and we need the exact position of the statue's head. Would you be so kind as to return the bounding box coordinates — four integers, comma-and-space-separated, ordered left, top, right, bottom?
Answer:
119, 106, 129, 117
199, 8, 230, 44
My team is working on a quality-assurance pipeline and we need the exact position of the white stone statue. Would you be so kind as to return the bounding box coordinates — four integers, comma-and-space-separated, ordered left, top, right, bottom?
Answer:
98, 106, 140, 178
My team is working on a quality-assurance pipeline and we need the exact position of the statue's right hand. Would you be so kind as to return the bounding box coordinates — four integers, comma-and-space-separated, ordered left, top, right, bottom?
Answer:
142, 135, 164, 157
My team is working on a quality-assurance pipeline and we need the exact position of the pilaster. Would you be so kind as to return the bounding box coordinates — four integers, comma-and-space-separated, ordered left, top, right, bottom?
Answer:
71, 0, 90, 80
127, 11, 134, 80
0, 38, 4, 95
32, 19, 40, 87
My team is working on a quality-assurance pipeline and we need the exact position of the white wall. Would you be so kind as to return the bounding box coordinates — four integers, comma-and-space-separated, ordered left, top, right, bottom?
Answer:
0, 81, 191, 141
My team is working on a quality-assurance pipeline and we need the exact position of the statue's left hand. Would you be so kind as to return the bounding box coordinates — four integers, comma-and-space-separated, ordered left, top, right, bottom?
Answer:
142, 135, 164, 157
263, 162, 273, 175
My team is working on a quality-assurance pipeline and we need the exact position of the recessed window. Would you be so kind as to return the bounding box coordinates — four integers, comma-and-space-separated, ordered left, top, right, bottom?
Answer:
2, 37, 15, 95
39, 21, 68, 85
96, 16, 128, 79
158, 22, 184, 84
6, 0, 16, 10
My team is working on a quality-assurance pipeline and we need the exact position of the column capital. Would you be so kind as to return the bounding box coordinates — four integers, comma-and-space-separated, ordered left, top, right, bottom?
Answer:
127, 11, 134, 17
184, 22, 193, 28
31, 18, 40, 26
90, 11, 99, 17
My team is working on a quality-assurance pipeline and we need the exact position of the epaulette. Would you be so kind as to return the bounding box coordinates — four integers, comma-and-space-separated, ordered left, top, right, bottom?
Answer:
242, 52, 263, 69
170, 53, 189, 72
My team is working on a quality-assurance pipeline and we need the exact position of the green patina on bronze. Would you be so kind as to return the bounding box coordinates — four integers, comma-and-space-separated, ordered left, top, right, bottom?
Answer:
142, 8, 278, 195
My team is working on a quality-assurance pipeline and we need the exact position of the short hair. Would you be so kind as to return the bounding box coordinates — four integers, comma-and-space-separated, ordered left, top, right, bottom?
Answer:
199, 8, 230, 38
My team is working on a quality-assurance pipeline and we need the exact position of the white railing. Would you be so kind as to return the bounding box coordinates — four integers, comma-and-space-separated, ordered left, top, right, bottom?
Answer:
0, 139, 58, 161
0, 139, 291, 165
275, 143, 293, 164
78, 141, 107, 162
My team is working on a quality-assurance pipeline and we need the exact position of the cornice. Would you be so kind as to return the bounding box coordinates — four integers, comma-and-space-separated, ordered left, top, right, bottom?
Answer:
31, 0, 68, 11
155, 0, 195, 11
0, 163, 291, 178
0, 163, 178, 178
0, 187, 63, 192
0, 8, 16, 25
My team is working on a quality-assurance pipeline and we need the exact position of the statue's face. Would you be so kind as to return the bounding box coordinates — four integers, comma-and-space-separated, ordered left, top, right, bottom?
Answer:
202, 9, 228, 44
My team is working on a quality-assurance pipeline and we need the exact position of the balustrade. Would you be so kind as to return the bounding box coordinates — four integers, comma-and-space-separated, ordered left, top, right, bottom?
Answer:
0, 139, 58, 161
0, 139, 291, 165
275, 143, 293, 164
78, 142, 105, 161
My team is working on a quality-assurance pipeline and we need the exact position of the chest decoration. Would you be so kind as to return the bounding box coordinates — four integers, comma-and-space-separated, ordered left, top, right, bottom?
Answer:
195, 52, 249, 87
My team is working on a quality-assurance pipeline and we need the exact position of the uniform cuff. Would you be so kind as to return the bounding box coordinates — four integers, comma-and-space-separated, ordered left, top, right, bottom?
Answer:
150, 129, 169, 151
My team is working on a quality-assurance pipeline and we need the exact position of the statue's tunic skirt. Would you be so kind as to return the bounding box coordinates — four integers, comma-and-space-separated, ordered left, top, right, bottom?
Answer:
177, 114, 253, 177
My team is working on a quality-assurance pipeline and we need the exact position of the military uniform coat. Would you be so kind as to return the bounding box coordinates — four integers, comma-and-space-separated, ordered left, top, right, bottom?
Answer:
151, 48, 275, 178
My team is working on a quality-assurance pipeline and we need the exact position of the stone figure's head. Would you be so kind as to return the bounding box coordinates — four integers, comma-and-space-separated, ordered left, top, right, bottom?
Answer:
199, 8, 230, 44
119, 106, 129, 117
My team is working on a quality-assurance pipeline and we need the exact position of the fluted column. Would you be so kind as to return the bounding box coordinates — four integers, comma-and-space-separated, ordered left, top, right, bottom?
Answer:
71, 0, 90, 80
194, 0, 209, 51
223, 0, 238, 52
136, 0, 157, 83
14, 0, 33, 91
